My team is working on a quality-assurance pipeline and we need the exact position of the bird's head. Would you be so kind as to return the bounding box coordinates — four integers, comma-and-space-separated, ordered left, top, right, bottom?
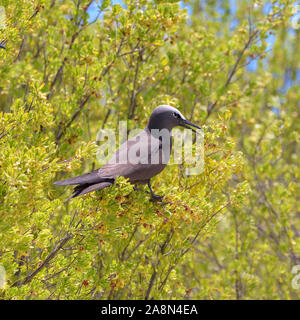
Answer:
147, 105, 201, 133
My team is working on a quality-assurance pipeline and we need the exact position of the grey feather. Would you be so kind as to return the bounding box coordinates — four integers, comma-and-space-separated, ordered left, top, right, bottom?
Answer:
54, 170, 111, 186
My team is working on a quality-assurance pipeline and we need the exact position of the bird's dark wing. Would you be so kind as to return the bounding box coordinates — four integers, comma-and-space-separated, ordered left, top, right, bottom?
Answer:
54, 130, 151, 186
54, 169, 111, 186
97, 129, 162, 182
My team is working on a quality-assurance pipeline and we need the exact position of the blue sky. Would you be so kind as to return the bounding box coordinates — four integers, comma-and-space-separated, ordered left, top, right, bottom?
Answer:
86, 0, 299, 92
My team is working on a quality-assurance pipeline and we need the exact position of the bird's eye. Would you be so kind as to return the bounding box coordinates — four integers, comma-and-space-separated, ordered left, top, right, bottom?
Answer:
173, 112, 180, 119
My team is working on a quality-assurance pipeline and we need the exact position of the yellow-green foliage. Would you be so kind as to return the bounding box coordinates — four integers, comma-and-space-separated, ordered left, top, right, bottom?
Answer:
0, 0, 299, 299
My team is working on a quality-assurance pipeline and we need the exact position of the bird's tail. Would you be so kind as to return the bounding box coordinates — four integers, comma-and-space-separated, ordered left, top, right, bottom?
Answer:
66, 181, 113, 201
0, 39, 7, 49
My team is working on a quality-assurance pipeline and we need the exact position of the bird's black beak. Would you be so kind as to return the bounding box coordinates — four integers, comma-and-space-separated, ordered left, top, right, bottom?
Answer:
179, 118, 201, 135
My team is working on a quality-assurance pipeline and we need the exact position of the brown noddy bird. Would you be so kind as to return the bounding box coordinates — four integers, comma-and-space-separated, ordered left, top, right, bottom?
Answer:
54, 105, 201, 200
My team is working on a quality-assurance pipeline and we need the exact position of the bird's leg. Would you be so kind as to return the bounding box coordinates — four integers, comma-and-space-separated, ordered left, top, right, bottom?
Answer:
147, 180, 163, 201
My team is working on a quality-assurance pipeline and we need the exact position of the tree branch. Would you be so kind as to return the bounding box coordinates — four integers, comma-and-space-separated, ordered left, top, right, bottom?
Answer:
12, 233, 74, 287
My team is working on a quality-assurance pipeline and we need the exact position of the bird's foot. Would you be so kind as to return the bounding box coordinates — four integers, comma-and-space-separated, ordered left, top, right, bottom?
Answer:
150, 194, 164, 201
